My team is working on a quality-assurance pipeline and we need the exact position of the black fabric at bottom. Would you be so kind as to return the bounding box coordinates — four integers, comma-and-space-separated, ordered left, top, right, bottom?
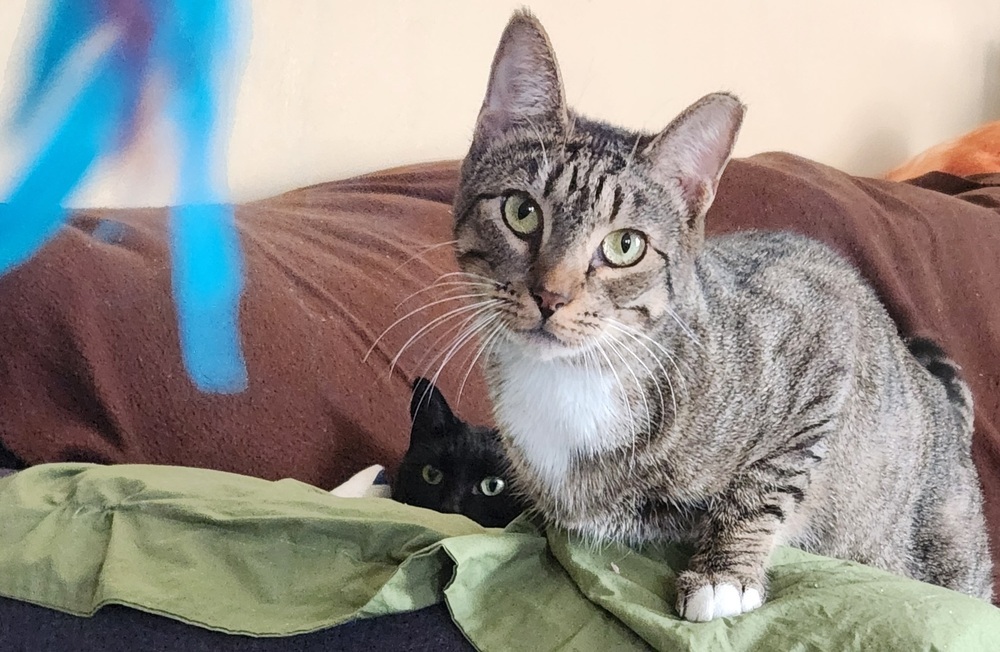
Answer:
0, 597, 474, 652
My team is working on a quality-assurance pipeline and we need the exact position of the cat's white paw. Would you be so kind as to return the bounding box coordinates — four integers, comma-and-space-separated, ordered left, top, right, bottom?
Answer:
675, 573, 764, 622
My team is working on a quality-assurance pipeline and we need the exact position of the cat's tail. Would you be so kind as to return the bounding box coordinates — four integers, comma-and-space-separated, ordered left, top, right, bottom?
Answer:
907, 337, 975, 436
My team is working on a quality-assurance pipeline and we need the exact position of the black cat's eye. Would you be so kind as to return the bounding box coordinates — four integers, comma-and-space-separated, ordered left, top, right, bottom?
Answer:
479, 476, 506, 496
600, 229, 647, 267
422, 464, 443, 485
501, 193, 542, 238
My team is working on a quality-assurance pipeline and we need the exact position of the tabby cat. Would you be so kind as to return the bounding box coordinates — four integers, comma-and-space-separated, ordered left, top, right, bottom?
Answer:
392, 377, 524, 527
451, 11, 993, 621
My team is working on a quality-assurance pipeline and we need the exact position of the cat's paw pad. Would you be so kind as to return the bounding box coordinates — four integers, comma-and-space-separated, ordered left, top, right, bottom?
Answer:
675, 572, 764, 622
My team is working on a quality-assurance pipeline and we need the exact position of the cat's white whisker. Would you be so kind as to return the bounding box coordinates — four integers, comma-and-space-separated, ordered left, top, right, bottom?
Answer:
434, 270, 483, 280
427, 313, 501, 396
366, 291, 500, 362
600, 335, 648, 476
386, 299, 502, 372
605, 318, 690, 395
403, 306, 503, 379
624, 132, 643, 173
523, 115, 550, 171
412, 313, 499, 410
458, 320, 507, 406
665, 307, 703, 349
394, 280, 496, 310
436, 312, 503, 384
412, 308, 495, 375
392, 239, 460, 273
603, 320, 676, 421
591, 339, 637, 462
604, 331, 660, 434
583, 346, 598, 380
434, 270, 502, 285
423, 311, 496, 375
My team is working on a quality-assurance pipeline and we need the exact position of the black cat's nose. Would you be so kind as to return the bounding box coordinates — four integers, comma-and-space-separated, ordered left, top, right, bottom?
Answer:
531, 288, 569, 320
442, 497, 463, 514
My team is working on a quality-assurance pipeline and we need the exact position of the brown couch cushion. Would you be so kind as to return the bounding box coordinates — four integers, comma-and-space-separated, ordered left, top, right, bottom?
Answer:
0, 162, 494, 487
0, 154, 998, 593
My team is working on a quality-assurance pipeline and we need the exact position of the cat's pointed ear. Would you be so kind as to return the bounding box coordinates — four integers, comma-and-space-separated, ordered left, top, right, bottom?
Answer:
474, 10, 568, 141
409, 377, 456, 438
643, 92, 745, 221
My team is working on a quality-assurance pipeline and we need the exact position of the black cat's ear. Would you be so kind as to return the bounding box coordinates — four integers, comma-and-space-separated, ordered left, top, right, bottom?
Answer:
474, 10, 568, 142
409, 377, 456, 438
642, 93, 745, 227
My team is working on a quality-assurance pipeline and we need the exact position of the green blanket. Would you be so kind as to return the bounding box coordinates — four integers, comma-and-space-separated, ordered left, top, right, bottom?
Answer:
0, 464, 997, 651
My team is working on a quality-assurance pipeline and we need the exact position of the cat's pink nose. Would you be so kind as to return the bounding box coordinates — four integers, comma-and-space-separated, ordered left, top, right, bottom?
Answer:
531, 288, 569, 320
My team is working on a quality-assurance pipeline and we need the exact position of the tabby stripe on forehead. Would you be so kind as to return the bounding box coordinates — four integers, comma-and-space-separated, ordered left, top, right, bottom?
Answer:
594, 175, 606, 207
543, 162, 565, 197
581, 164, 595, 194
568, 165, 579, 194
609, 186, 624, 222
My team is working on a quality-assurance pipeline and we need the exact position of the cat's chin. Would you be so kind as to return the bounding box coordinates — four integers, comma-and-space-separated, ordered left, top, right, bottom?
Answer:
512, 328, 587, 361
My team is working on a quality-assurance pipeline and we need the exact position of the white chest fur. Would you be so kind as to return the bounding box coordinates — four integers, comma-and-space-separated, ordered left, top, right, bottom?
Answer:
492, 346, 626, 491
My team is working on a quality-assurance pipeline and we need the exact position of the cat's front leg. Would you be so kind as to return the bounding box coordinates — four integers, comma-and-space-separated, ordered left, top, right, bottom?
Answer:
675, 465, 808, 622
675, 537, 768, 622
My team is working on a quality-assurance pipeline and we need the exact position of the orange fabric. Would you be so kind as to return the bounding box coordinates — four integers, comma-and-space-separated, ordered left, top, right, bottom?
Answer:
885, 121, 1000, 181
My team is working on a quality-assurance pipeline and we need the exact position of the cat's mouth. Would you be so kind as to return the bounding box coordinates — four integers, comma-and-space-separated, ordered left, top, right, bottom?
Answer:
521, 326, 561, 345
513, 325, 582, 359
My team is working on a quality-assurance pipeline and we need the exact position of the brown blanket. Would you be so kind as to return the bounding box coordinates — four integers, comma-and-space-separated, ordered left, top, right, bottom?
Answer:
1, 154, 999, 594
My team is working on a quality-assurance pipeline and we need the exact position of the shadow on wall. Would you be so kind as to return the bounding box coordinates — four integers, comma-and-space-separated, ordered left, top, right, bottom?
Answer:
824, 32, 1000, 180
983, 41, 1000, 123
838, 108, 910, 179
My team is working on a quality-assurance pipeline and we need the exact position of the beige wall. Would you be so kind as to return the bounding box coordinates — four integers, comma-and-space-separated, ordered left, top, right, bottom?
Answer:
2, 0, 999, 207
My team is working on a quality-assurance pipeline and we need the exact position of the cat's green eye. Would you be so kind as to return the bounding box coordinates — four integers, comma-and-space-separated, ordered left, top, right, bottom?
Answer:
479, 476, 506, 496
422, 465, 443, 485
501, 193, 542, 238
600, 229, 647, 267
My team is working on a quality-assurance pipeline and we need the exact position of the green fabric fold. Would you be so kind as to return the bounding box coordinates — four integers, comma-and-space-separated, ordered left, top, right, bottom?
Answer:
1, 464, 998, 652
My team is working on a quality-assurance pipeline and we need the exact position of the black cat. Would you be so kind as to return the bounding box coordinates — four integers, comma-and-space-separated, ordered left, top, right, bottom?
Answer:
392, 378, 525, 527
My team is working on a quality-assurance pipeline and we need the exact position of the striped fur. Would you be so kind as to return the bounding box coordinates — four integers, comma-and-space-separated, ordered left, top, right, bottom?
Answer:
453, 12, 993, 621
907, 337, 975, 435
